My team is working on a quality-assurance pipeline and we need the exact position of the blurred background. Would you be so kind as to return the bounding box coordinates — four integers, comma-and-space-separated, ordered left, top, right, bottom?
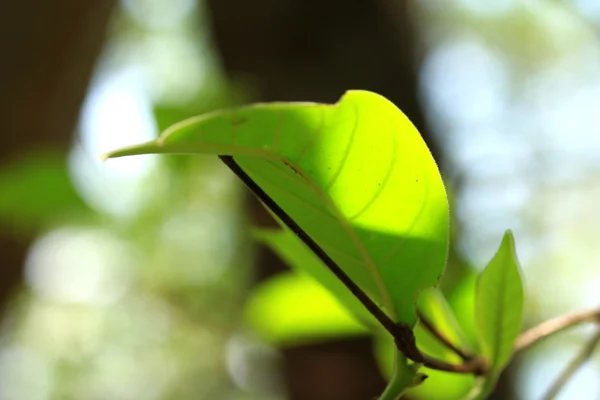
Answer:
2, 0, 600, 399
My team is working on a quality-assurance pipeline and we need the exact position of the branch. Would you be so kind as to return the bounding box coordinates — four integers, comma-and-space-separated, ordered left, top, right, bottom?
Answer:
515, 309, 600, 353
219, 156, 400, 341
417, 310, 474, 361
221, 154, 600, 383
220, 155, 488, 375
542, 328, 600, 400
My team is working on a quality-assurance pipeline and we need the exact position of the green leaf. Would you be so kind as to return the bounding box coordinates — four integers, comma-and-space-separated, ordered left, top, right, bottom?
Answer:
245, 271, 367, 345
474, 230, 524, 396
446, 272, 479, 351
417, 287, 473, 359
105, 90, 449, 326
255, 228, 428, 398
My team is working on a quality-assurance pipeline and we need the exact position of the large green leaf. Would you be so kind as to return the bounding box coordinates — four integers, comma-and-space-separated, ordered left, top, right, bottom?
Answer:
105, 90, 449, 326
446, 272, 479, 350
474, 231, 524, 397
255, 228, 421, 398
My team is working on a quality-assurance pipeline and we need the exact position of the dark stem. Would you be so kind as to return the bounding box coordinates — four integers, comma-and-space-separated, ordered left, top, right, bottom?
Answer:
219, 156, 399, 340
417, 309, 473, 361
221, 155, 600, 382
219, 155, 490, 375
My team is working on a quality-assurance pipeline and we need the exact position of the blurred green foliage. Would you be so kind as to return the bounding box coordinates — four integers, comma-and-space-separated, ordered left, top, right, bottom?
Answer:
0, 150, 90, 234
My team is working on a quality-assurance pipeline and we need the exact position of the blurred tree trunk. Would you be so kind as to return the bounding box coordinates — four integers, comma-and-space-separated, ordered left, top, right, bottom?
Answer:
205, 0, 439, 159
0, 0, 116, 310
205, 1, 431, 398
205, 0, 516, 398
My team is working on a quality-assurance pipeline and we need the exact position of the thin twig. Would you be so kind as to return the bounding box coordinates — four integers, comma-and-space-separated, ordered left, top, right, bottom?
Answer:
541, 329, 600, 400
417, 309, 473, 361
515, 309, 600, 353
219, 156, 402, 345
220, 155, 489, 376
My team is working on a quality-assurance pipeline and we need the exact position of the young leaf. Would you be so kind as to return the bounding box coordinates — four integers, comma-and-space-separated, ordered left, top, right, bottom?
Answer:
258, 229, 425, 398
417, 287, 473, 357
446, 272, 479, 350
475, 230, 524, 394
105, 90, 449, 326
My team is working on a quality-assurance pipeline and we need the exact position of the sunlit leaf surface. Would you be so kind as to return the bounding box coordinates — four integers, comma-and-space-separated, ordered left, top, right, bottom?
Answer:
106, 90, 449, 326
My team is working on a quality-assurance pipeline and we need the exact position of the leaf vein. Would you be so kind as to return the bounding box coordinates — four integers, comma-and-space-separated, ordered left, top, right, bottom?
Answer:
323, 103, 359, 192
348, 118, 396, 222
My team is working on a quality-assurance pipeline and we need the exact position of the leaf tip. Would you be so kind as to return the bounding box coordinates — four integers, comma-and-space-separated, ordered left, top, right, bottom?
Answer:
100, 140, 161, 160
501, 229, 518, 255
337, 89, 389, 105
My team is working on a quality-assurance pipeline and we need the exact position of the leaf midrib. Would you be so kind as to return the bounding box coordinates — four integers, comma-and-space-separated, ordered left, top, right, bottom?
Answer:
488, 254, 514, 373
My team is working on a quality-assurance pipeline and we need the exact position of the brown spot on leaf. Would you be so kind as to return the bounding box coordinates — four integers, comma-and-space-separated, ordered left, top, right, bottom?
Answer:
282, 160, 308, 182
231, 117, 248, 126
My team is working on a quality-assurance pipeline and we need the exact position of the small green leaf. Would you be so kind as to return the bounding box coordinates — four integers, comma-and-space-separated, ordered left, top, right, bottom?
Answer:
245, 271, 367, 345
254, 227, 376, 326
417, 287, 473, 358
475, 230, 524, 395
105, 90, 449, 327
446, 272, 479, 350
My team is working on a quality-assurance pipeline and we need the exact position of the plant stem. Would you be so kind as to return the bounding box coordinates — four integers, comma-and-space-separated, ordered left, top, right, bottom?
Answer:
219, 156, 400, 340
221, 155, 487, 375
541, 328, 600, 400
417, 309, 473, 361
515, 309, 600, 353
220, 155, 600, 386
378, 350, 426, 400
